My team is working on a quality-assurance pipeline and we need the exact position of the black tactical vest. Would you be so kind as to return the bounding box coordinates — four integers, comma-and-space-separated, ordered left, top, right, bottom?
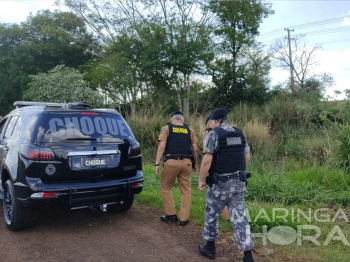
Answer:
165, 123, 192, 156
211, 127, 246, 174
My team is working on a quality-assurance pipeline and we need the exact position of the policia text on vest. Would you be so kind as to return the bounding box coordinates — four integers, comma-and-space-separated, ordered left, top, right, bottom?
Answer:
163, 123, 195, 168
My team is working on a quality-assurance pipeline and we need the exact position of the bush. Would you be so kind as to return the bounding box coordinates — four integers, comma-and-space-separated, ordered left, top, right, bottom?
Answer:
332, 124, 350, 171
264, 95, 313, 131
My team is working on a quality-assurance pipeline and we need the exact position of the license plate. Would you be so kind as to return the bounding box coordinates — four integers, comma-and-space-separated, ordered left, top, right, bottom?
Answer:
81, 157, 110, 168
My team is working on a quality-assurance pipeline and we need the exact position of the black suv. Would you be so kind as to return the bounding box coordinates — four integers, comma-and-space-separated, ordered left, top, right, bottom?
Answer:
0, 101, 143, 231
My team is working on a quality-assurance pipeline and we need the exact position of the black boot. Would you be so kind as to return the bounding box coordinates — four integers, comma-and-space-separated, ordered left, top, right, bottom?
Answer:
199, 241, 215, 260
160, 214, 178, 222
243, 250, 255, 262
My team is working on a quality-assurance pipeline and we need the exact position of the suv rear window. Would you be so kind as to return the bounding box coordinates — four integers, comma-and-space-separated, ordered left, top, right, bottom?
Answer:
4, 116, 19, 139
23, 112, 135, 143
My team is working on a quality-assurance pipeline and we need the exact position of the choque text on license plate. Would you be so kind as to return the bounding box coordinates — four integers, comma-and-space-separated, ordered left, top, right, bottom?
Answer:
84, 159, 107, 166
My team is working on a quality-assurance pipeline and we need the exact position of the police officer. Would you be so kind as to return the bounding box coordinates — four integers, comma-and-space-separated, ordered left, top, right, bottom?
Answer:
155, 111, 199, 226
202, 115, 230, 221
202, 115, 212, 145
198, 108, 255, 262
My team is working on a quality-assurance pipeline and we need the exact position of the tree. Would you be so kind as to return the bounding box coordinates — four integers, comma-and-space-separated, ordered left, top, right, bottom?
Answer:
241, 45, 272, 105
57, 0, 130, 45
61, 0, 275, 113
60, 0, 214, 115
205, 0, 274, 109
0, 10, 99, 115
24, 65, 104, 108
24, 10, 99, 71
0, 23, 31, 115
268, 34, 334, 96
85, 24, 171, 116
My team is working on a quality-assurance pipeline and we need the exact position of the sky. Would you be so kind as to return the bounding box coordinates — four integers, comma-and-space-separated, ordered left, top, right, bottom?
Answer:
0, 0, 349, 99
257, 0, 350, 99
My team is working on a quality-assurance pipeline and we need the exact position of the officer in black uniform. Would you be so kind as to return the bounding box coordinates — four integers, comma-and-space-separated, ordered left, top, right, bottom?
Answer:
198, 108, 255, 262
202, 115, 230, 221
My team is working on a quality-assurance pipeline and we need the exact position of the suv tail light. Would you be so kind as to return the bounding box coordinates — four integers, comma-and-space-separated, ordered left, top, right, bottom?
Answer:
80, 112, 98, 115
31, 192, 57, 198
131, 182, 143, 188
20, 144, 55, 160
129, 143, 141, 157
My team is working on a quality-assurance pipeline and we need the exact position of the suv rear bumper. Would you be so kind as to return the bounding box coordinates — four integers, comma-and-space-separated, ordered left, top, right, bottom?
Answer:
14, 171, 143, 208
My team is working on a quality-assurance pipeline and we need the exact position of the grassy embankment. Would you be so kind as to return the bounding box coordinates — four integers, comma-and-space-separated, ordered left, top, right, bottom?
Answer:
136, 166, 350, 262
128, 97, 350, 261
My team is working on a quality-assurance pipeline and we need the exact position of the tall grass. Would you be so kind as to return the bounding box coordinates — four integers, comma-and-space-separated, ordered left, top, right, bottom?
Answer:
330, 124, 350, 171
127, 110, 282, 165
138, 165, 350, 232
242, 118, 276, 160
263, 96, 314, 130
125, 96, 350, 174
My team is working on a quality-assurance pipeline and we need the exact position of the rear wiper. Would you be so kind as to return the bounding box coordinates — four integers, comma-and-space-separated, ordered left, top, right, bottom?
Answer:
66, 138, 97, 141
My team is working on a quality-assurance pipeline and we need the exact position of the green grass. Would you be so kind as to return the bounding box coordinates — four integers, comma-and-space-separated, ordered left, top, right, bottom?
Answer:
137, 164, 350, 261
246, 167, 350, 206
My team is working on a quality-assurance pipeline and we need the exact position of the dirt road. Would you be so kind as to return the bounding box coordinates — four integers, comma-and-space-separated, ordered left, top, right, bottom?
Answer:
0, 196, 247, 262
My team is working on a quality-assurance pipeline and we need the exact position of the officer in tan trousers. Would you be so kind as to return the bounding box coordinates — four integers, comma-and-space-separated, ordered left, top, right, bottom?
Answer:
203, 115, 230, 221
155, 111, 199, 226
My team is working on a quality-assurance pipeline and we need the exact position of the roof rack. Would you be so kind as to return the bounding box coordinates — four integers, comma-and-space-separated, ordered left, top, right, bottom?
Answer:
14, 101, 90, 110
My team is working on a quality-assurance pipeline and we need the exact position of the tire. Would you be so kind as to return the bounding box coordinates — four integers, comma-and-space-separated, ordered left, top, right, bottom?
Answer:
3, 180, 32, 231
108, 194, 134, 212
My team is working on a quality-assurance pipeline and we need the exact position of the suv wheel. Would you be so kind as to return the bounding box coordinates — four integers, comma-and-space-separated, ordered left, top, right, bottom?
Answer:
109, 194, 134, 212
3, 180, 31, 231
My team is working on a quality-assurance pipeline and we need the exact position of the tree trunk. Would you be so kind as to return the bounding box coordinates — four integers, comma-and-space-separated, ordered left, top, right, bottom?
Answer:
130, 101, 136, 117
177, 82, 182, 112
182, 74, 190, 115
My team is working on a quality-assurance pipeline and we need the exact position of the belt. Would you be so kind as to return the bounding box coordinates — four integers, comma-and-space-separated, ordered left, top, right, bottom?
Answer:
166, 156, 191, 160
216, 172, 240, 182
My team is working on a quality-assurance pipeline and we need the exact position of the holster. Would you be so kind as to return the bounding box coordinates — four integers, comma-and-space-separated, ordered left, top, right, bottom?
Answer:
190, 156, 195, 168
205, 173, 217, 187
238, 171, 252, 185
